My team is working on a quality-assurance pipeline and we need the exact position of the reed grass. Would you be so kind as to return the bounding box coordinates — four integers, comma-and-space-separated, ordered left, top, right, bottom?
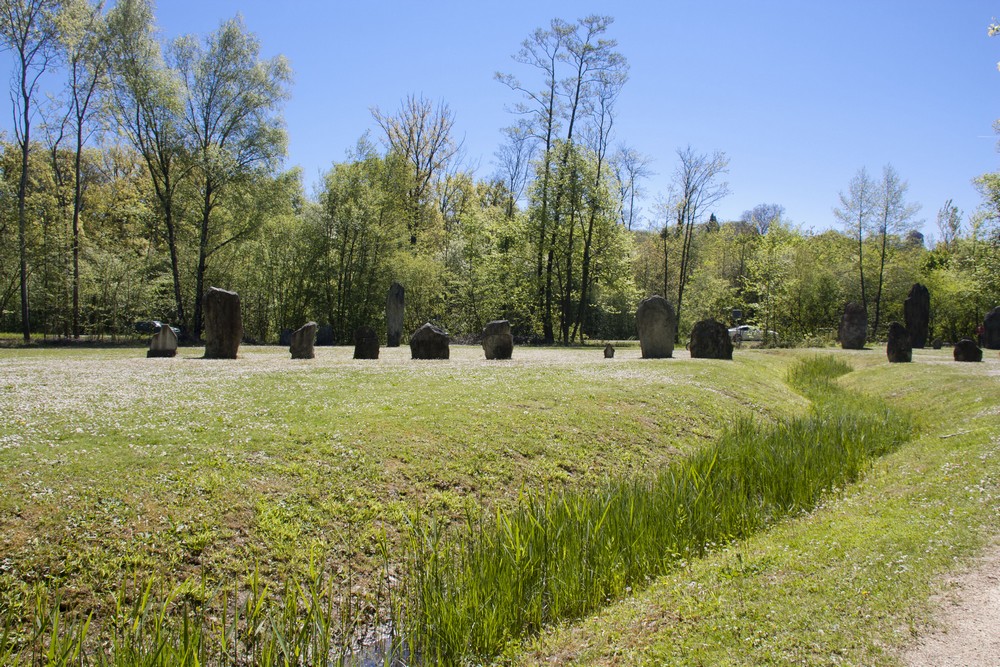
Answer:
2, 557, 399, 666
396, 355, 912, 664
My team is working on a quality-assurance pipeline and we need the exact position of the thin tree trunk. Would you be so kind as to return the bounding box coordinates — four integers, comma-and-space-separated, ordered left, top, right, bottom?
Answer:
72, 124, 84, 338
192, 186, 213, 341
857, 214, 867, 313
17, 102, 31, 344
873, 231, 888, 337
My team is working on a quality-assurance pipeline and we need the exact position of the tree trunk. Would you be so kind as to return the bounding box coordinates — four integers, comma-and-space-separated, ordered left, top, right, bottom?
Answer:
561, 210, 575, 345
856, 214, 867, 313
543, 242, 556, 344
17, 99, 31, 344
872, 231, 888, 338
72, 124, 84, 339
192, 186, 214, 341
162, 199, 185, 332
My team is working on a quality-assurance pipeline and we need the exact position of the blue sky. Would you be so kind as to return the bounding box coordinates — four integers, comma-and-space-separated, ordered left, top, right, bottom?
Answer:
8, 1, 1000, 238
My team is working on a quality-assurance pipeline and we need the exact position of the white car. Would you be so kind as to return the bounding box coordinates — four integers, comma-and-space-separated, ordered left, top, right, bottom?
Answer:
728, 324, 778, 342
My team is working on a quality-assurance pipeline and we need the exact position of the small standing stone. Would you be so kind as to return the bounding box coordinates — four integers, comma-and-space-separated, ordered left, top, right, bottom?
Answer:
316, 325, 334, 346
635, 295, 676, 359
147, 325, 178, 358
410, 322, 449, 360
203, 287, 242, 359
886, 322, 912, 363
689, 319, 734, 360
290, 322, 317, 359
482, 320, 514, 360
838, 302, 868, 350
954, 338, 983, 362
932, 338, 944, 350
903, 283, 931, 348
387, 283, 405, 347
604, 343, 615, 358
984, 307, 1000, 349
353, 326, 380, 359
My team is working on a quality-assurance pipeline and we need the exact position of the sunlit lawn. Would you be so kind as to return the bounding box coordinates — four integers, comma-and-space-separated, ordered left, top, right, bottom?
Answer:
0, 344, 803, 629
4, 343, 994, 664
514, 347, 1000, 666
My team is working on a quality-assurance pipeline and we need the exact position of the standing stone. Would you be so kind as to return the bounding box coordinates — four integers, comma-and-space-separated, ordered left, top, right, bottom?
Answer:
886, 322, 912, 363
147, 325, 178, 358
689, 319, 734, 360
481, 320, 514, 360
954, 338, 983, 362
353, 326, 380, 359
635, 295, 676, 359
932, 338, 944, 350
603, 343, 615, 358
409, 322, 450, 360
315, 325, 334, 346
387, 283, 405, 347
903, 283, 931, 348
290, 322, 317, 360
984, 307, 1000, 349
203, 287, 242, 359
838, 302, 868, 350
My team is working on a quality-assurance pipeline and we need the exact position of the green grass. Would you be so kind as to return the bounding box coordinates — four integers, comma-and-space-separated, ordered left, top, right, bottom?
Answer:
0, 344, 801, 662
1, 345, 994, 665
395, 355, 911, 664
514, 347, 1000, 666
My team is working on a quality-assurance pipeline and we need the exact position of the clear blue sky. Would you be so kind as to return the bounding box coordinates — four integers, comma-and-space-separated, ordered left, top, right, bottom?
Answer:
9, 1, 1000, 239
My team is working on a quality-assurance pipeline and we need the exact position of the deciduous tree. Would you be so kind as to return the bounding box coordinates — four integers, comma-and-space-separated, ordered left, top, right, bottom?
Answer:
870, 164, 920, 336
107, 0, 189, 329
833, 166, 877, 314
669, 146, 729, 335
172, 14, 291, 339
1, 0, 64, 342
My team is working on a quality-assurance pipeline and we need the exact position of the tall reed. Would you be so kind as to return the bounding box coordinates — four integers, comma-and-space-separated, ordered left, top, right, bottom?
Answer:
397, 355, 911, 664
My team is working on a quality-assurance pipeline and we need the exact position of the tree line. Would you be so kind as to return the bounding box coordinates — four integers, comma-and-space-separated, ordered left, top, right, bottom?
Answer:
2, 3, 997, 345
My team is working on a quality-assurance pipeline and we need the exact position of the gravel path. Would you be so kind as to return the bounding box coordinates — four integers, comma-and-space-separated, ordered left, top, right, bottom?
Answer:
903, 542, 1000, 667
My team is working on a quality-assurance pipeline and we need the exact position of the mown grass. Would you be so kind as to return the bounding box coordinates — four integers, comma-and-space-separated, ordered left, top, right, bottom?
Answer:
0, 345, 800, 662
396, 355, 912, 664
3, 345, 993, 665
515, 347, 1000, 666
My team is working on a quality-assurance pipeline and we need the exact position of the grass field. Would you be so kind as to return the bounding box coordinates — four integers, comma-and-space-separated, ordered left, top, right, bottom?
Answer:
0, 344, 997, 664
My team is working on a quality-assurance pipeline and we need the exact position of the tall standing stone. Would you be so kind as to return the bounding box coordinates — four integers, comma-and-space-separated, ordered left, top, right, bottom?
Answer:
481, 320, 513, 360
984, 307, 1000, 350
689, 319, 734, 360
838, 302, 868, 350
353, 326, 380, 359
147, 325, 178, 358
290, 322, 317, 360
409, 322, 449, 360
203, 287, 242, 359
886, 322, 912, 363
903, 283, 930, 348
387, 283, 405, 347
603, 343, 615, 358
635, 295, 676, 359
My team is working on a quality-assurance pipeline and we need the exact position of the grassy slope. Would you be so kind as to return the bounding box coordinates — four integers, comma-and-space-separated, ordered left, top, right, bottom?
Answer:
0, 345, 804, 629
513, 347, 1000, 666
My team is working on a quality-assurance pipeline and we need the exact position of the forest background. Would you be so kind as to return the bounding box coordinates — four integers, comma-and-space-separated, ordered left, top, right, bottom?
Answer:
1, 0, 998, 347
